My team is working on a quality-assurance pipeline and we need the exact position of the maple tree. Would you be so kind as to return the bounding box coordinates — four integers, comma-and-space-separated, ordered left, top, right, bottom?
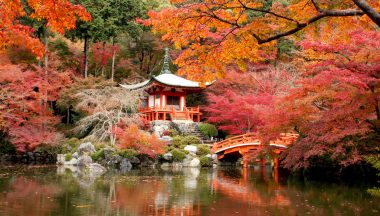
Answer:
205, 66, 297, 134
144, 0, 379, 82
116, 124, 166, 158
261, 29, 380, 169
0, 57, 71, 152
0, 0, 91, 58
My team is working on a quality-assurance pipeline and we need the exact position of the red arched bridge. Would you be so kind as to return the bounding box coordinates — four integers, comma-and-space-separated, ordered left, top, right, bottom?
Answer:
212, 133, 299, 167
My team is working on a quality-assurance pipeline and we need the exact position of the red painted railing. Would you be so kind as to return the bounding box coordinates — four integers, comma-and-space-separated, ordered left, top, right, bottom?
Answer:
212, 133, 299, 153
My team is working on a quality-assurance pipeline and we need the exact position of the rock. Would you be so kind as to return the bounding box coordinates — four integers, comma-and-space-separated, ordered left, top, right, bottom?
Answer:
160, 162, 171, 168
103, 147, 116, 160
160, 136, 173, 142
64, 158, 78, 166
56, 154, 65, 165
107, 155, 122, 167
184, 145, 198, 154
72, 152, 79, 159
128, 156, 140, 165
77, 155, 92, 167
120, 158, 132, 172
189, 158, 200, 167
88, 163, 107, 176
162, 152, 173, 161
77, 142, 96, 156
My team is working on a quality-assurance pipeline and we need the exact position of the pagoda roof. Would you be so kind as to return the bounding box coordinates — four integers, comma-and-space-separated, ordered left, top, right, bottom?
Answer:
120, 48, 212, 90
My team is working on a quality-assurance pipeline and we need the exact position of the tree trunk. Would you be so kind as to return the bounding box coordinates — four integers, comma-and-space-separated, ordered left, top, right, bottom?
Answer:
67, 108, 70, 124
84, 36, 89, 78
44, 28, 49, 75
111, 37, 116, 82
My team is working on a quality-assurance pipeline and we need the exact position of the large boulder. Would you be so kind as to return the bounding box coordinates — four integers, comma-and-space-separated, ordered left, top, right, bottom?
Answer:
65, 158, 78, 166
128, 156, 141, 166
107, 154, 123, 168
77, 155, 93, 167
103, 147, 116, 161
77, 142, 96, 156
162, 152, 173, 161
120, 158, 132, 172
182, 155, 200, 167
72, 152, 79, 159
189, 158, 200, 167
184, 145, 198, 154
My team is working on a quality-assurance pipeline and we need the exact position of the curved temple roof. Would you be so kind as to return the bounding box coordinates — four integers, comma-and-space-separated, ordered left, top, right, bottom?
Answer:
120, 48, 212, 90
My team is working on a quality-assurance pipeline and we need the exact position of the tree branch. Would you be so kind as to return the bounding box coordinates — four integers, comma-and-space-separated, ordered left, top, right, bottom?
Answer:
352, 0, 380, 26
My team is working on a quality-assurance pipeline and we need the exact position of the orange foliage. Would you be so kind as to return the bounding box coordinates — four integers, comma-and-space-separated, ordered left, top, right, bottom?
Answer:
117, 124, 166, 158
0, 0, 91, 58
145, 0, 379, 82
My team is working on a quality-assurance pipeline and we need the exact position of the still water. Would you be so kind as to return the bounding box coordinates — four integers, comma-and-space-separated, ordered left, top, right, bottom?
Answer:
0, 166, 379, 216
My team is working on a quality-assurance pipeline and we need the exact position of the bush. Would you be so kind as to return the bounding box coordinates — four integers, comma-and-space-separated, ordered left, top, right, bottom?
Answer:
181, 135, 201, 146
118, 149, 138, 159
67, 138, 80, 149
171, 149, 187, 162
162, 130, 171, 136
168, 129, 180, 137
197, 145, 211, 156
199, 123, 218, 138
171, 135, 201, 149
199, 156, 210, 167
65, 153, 72, 161
91, 149, 105, 161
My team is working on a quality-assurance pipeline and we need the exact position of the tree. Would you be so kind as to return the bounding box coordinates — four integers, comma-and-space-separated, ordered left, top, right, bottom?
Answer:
0, 0, 91, 58
67, 0, 147, 79
205, 66, 298, 135
144, 0, 379, 81
69, 83, 142, 146
0, 56, 71, 152
262, 29, 380, 169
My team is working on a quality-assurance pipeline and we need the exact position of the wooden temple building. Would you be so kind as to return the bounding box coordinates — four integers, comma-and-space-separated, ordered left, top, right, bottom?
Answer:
121, 48, 212, 122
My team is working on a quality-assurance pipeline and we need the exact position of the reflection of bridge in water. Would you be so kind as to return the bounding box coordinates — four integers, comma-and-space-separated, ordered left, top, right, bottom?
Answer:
211, 169, 291, 207
212, 133, 299, 167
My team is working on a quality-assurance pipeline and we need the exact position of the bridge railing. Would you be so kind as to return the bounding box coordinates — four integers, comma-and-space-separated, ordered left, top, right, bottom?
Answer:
212, 133, 299, 153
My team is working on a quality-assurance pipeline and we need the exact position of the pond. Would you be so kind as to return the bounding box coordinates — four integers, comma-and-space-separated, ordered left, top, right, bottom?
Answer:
0, 166, 379, 216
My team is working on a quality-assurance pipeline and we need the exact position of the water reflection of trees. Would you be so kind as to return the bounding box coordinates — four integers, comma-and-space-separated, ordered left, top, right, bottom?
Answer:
0, 166, 379, 216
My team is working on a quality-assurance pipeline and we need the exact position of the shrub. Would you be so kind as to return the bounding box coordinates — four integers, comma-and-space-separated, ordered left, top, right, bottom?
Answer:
181, 135, 201, 146
168, 129, 180, 137
171, 135, 201, 148
171, 149, 187, 162
118, 149, 138, 159
66, 138, 80, 149
91, 149, 105, 161
117, 124, 166, 158
199, 123, 218, 138
162, 130, 171, 136
65, 153, 72, 161
199, 156, 210, 167
197, 145, 211, 156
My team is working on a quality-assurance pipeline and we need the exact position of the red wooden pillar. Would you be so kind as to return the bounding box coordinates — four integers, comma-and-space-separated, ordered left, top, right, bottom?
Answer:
273, 157, 279, 169
197, 114, 200, 123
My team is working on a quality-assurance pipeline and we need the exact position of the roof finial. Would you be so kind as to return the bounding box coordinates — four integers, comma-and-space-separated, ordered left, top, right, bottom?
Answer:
161, 47, 172, 74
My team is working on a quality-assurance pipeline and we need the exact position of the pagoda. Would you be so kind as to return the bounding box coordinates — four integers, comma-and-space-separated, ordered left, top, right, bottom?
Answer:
120, 48, 212, 122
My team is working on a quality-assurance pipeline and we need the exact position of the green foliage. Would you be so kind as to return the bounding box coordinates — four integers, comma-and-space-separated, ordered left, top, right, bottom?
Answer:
6, 47, 37, 65
168, 129, 180, 137
368, 188, 380, 197
197, 145, 211, 156
118, 148, 138, 159
171, 135, 201, 148
67, 138, 81, 149
198, 123, 218, 138
171, 149, 187, 162
91, 149, 105, 161
65, 153, 73, 161
199, 156, 210, 167
51, 38, 72, 58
